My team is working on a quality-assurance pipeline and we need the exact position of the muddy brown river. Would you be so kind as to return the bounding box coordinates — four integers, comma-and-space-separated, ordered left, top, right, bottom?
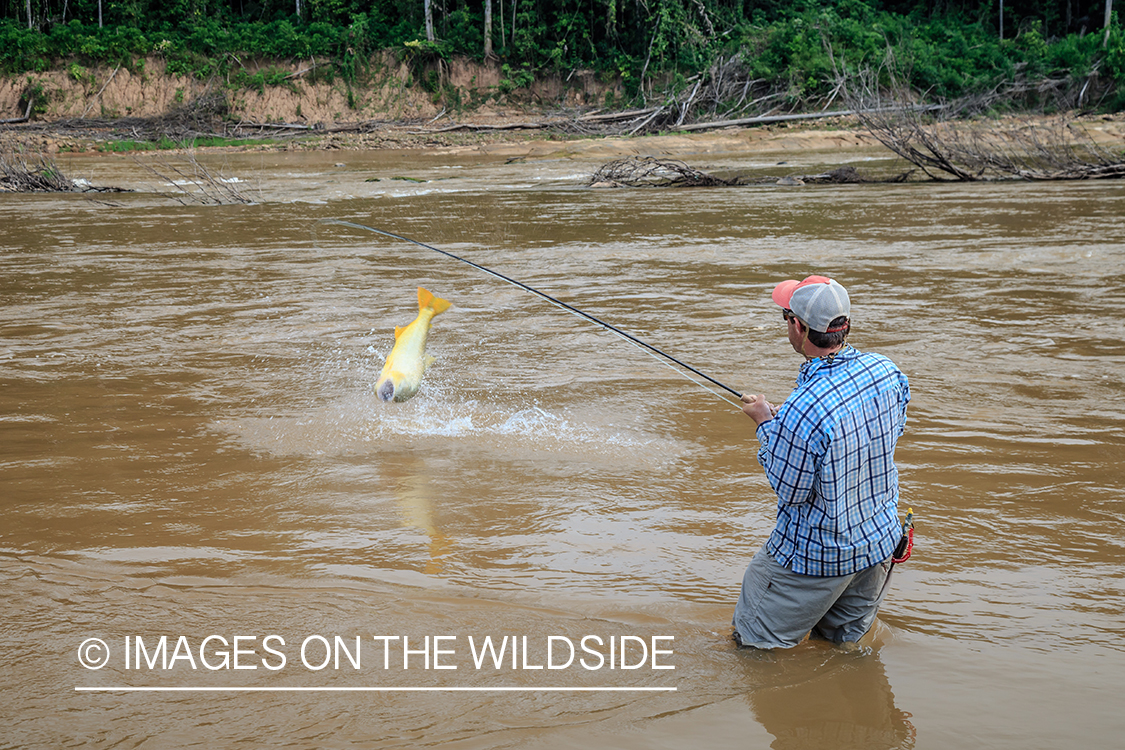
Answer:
2, 137, 1124, 749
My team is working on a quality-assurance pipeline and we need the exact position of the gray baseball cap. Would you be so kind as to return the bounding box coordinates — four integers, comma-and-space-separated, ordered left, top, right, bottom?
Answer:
771, 275, 850, 333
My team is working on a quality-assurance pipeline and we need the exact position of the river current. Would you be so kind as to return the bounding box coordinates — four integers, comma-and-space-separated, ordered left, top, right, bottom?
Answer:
2, 136, 1123, 748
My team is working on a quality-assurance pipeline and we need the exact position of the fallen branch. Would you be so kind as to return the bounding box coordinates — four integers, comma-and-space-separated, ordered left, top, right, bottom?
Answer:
81, 65, 121, 118
589, 156, 736, 187
576, 107, 659, 123
235, 121, 314, 130
1, 146, 127, 193
677, 105, 943, 133
1, 148, 76, 191
283, 60, 326, 80
408, 120, 564, 133
0, 100, 33, 124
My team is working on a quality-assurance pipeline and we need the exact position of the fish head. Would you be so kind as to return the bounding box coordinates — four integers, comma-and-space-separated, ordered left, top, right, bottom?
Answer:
376, 377, 397, 402
375, 371, 420, 403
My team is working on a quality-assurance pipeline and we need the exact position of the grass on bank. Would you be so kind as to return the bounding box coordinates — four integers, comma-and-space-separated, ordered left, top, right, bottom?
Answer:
81, 135, 281, 152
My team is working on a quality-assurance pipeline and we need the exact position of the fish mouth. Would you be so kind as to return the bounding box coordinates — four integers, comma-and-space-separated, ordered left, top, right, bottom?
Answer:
376, 379, 396, 402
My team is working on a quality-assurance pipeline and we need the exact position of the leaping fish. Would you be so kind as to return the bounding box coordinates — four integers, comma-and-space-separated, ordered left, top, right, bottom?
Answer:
375, 287, 452, 402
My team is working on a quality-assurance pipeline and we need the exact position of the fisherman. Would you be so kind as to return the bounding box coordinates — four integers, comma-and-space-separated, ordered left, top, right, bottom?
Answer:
733, 275, 910, 650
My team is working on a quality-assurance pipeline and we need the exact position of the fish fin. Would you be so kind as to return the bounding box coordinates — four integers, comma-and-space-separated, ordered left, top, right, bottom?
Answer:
417, 286, 452, 316
394, 325, 406, 339
423, 354, 436, 370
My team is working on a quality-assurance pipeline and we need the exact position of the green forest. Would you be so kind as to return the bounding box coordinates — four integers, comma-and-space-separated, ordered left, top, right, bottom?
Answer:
2, 0, 1124, 111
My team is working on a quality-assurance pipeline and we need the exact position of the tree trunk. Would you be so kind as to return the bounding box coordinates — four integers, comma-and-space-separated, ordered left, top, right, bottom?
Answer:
26, 0, 32, 29
484, 0, 493, 57
425, 0, 435, 41
1105, 0, 1114, 47
999, 0, 1004, 39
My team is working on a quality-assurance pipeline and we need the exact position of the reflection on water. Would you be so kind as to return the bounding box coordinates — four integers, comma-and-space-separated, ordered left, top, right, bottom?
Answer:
384, 454, 452, 575
2, 144, 1125, 749
740, 633, 914, 750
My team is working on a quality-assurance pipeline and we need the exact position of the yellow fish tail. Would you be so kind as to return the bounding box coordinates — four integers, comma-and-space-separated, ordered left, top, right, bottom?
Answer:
418, 286, 452, 316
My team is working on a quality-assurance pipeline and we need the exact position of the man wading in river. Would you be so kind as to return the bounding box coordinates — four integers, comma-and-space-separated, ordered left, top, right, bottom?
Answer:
733, 276, 910, 650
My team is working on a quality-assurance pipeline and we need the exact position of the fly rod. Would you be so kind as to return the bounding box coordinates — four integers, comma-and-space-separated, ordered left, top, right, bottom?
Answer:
319, 219, 744, 405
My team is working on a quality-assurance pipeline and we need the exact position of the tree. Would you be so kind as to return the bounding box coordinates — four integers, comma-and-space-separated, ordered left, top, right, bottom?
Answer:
484, 0, 493, 57
425, 0, 435, 41
1105, 0, 1114, 47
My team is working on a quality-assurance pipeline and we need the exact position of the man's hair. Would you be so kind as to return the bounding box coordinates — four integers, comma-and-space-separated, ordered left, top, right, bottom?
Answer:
804, 316, 850, 348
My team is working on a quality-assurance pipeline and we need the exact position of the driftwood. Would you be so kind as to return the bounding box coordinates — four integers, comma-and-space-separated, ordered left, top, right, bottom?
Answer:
856, 106, 1125, 181
235, 121, 316, 131
575, 107, 660, 123
1, 148, 77, 192
25, 88, 236, 142
588, 158, 912, 188
402, 106, 906, 138
409, 119, 565, 133
677, 106, 942, 132
0, 101, 33, 125
840, 60, 1125, 181
0, 146, 127, 193
588, 156, 736, 187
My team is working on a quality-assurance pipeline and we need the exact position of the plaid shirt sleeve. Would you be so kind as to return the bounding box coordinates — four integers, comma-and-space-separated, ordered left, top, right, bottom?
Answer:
754, 349, 910, 577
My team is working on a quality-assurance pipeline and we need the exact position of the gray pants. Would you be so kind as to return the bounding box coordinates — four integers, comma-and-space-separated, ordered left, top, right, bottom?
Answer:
733, 546, 893, 649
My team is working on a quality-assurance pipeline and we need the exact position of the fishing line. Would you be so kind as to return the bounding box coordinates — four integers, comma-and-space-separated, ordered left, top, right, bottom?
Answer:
317, 219, 744, 407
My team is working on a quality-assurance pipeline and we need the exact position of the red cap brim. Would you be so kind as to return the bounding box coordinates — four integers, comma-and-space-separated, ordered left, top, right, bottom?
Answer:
772, 275, 835, 308
771, 279, 800, 308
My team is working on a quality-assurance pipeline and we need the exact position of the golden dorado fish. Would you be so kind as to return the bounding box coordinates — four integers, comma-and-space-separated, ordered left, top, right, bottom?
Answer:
375, 287, 452, 402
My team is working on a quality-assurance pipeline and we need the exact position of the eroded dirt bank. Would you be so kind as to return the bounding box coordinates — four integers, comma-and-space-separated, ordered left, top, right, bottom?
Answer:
3, 55, 1125, 162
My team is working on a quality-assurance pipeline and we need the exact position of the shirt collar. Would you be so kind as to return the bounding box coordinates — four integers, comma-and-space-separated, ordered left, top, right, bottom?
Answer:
797, 344, 856, 383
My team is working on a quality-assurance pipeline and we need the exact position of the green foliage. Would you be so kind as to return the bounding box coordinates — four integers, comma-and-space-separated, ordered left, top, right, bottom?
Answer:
442, 8, 483, 58
498, 63, 534, 94
0, 1, 1123, 113
20, 77, 51, 116
95, 135, 279, 151
229, 65, 298, 94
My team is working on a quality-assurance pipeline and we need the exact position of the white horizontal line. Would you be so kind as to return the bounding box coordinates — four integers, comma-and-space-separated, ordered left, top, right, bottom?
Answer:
76, 686, 676, 693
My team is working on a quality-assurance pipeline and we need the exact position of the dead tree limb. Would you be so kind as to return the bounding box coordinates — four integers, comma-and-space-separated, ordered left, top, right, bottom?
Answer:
134, 151, 253, 204
588, 156, 736, 187
0, 100, 33, 124
1, 148, 77, 191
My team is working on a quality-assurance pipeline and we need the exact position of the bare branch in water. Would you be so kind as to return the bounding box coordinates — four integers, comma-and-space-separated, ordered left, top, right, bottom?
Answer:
0, 148, 78, 192
134, 150, 253, 205
1, 146, 128, 193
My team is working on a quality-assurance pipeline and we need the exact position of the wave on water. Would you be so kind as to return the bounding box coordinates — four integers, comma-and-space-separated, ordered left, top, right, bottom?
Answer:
214, 389, 690, 467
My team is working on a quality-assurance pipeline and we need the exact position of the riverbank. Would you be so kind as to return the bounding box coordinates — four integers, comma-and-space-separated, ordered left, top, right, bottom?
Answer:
5, 108, 1125, 170
4, 55, 1123, 161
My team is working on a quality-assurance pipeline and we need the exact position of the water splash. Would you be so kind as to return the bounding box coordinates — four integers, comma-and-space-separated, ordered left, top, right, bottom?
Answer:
215, 388, 687, 467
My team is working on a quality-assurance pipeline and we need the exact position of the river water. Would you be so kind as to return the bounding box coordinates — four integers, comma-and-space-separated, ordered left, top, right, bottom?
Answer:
2, 136, 1124, 749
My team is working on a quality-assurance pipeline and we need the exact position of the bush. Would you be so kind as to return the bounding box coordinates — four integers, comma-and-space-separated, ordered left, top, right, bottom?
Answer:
0, 2, 1123, 113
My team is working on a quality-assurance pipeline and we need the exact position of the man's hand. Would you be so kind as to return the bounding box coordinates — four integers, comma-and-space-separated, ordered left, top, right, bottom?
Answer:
741, 393, 777, 425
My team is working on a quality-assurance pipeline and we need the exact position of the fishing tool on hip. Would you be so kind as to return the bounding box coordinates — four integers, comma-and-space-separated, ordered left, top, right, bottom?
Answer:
877, 507, 914, 600
319, 219, 744, 407
893, 507, 914, 564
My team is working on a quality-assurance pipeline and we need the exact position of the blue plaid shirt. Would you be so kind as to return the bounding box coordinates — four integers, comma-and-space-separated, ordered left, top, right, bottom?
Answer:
755, 346, 910, 577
